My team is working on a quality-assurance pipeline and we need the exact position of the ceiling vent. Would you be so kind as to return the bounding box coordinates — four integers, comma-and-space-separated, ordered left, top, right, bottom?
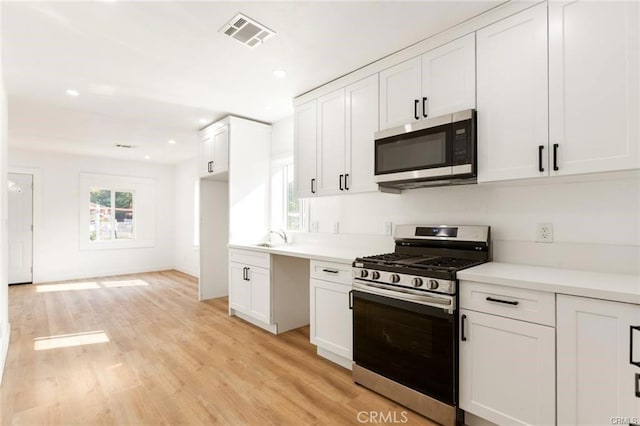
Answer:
219, 13, 275, 48
115, 144, 135, 149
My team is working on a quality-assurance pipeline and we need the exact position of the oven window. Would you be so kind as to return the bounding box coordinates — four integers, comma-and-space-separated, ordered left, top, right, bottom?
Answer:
375, 127, 448, 175
353, 291, 455, 405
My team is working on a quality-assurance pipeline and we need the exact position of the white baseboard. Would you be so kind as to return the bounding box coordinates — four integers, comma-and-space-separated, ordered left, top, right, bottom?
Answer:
0, 321, 10, 386
317, 347, 352, 370
173, 266, 199, 278
33, 264, 175, 283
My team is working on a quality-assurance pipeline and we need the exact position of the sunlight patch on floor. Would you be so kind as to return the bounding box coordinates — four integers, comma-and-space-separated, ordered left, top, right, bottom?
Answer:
101, 279, 149, 288
33, 331, 110, 351
36, 282, 100, 292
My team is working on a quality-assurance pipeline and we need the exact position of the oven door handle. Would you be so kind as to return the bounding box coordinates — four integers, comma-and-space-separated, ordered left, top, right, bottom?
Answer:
352, 281, 454, 312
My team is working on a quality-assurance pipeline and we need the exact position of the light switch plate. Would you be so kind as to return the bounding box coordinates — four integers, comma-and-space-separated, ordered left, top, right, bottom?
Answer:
333, 221, 339, 234
311, 220, 319, 233
384, 221, 393, 236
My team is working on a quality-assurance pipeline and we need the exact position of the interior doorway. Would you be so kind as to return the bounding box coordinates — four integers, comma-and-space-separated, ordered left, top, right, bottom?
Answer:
8, 172, 33, 284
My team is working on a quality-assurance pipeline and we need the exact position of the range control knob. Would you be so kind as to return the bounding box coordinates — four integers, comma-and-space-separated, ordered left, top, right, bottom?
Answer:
371, 271, 381, 280
412, 277, 424, 288
390, 274, 401, 284
428, 279, 439, 290
359, 269, 369, 278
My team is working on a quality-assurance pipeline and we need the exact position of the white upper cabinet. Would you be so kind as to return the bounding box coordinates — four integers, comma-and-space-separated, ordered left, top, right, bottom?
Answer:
294, 99, 318, 198
294, 74, 379, 198
421, 33, 476, 118
199, 123, 229, 179
477, 3, 549, 183
346, 74, 379, 194
379, 56, 422, 130
379, 34, 476, 131
549, 0, 640, 176
317, 89, 347, 196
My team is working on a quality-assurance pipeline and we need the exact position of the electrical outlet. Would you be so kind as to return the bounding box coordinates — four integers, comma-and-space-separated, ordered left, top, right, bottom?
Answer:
536, 222, 553, 243
311, 220, 319, 233
333, 221, 340, 234
384, 221, 393, 236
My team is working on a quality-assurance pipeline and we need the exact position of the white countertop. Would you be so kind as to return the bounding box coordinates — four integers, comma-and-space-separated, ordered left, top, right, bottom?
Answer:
228, 242, 375, 264
458, 262, 640, 304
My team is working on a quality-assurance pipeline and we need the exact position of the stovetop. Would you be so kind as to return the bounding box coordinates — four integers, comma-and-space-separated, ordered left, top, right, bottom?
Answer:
358, 253, 483, 271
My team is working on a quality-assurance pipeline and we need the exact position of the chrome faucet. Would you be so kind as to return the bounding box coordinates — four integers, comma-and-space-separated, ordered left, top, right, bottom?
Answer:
270, 229, 288, 244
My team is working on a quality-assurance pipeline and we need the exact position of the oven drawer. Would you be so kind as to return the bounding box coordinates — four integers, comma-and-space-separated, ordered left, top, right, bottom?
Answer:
459, 281, 555, 326
310, 260, 352, 285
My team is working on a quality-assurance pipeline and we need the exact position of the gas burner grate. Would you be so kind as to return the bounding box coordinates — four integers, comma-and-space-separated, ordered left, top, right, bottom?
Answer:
361, 253, 419, 262
414, 257, 480, 269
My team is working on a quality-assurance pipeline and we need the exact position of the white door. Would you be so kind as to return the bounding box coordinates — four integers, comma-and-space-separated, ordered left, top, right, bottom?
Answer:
476, 3, 549, 182
294, 99, 317, 198
8, 173, 33, 284
549, 0, 640, 176
248, 265, 271, 325
421, 33, 476, 118
310, 278, 352, 360
345, 74, 379, 194
557, 295, 640, 426
459, 309, 556, 425
379, 56, 422, 130
212, 125, 229, 175
316, 89, 346, 196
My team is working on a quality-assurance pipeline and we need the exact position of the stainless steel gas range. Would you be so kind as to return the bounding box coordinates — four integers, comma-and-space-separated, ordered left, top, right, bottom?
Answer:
351, 225, 490, 426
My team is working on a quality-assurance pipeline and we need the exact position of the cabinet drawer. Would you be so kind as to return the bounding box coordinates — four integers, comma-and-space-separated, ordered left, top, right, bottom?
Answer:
229, 249, 270, 269
310, 260, 352, 285
460, 281, 555, 326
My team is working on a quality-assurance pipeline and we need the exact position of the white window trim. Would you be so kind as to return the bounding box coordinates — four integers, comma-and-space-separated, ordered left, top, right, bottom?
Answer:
79, 173, 156, 250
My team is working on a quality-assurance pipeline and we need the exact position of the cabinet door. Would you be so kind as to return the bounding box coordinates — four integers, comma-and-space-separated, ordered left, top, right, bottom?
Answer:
476, 3, 549, 182
549, 1, 640, 176
212, 125, 229, 175
459, 309, 555, 425
294, 100, 317, 198
310, 278, 352, 360
229, 262, 251, 314
317, 89, 346, 196
557, 295, 640, 426
247, 266, 271, 325
379, 56, 422, 130
345, 74, 379, 194
199, 130, 214, 177
421, 33, 476, 118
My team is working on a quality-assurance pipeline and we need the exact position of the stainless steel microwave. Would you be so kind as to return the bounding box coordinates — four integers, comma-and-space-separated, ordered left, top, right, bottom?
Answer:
374, 109, 476, 190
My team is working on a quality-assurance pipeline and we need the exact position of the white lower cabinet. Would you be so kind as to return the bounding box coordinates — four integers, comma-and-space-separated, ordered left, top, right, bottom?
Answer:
309, 260, 352, 369
459, 282, 555, 425
557, 295, 640, 426
229, 249, 272, 329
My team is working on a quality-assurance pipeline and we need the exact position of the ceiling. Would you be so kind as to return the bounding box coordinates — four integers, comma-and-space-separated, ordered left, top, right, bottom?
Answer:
2, 1, 502, 164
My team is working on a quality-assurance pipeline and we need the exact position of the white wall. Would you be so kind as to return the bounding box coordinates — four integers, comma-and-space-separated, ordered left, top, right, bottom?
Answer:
271, 117, 640, 275
8, 148, 176, 282
1, 3, 11, 383
174, 157, 200, 277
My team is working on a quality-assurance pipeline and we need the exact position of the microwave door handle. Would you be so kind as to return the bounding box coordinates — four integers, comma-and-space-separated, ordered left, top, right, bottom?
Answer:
414, 99, 419, 120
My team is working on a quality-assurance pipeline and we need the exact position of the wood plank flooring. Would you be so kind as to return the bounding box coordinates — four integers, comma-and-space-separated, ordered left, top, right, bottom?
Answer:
1, 271, 436, 425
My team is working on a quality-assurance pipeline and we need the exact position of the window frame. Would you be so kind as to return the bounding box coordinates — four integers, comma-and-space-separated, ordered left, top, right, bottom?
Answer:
80, 173, 156, 251
89, 187, 136, 242
271, 158, 307, 233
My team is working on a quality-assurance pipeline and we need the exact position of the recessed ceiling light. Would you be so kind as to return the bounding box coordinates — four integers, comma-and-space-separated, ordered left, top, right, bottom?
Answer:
168, 140, 176, 145
273, 69, 287, 79
66, 89, 79, 97
144, 155, 151, 160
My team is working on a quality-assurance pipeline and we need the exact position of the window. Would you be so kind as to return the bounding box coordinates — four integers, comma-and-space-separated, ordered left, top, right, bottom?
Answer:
80, 173, 155, 250
271, 160, 305, 232
89, 189, 134, 241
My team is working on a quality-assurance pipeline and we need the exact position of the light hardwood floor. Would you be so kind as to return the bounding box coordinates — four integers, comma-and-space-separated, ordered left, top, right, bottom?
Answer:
1, 270, 436, 425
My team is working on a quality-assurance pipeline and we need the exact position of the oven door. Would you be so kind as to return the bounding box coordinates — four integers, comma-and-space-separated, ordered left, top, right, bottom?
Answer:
352, 283, 457, 405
